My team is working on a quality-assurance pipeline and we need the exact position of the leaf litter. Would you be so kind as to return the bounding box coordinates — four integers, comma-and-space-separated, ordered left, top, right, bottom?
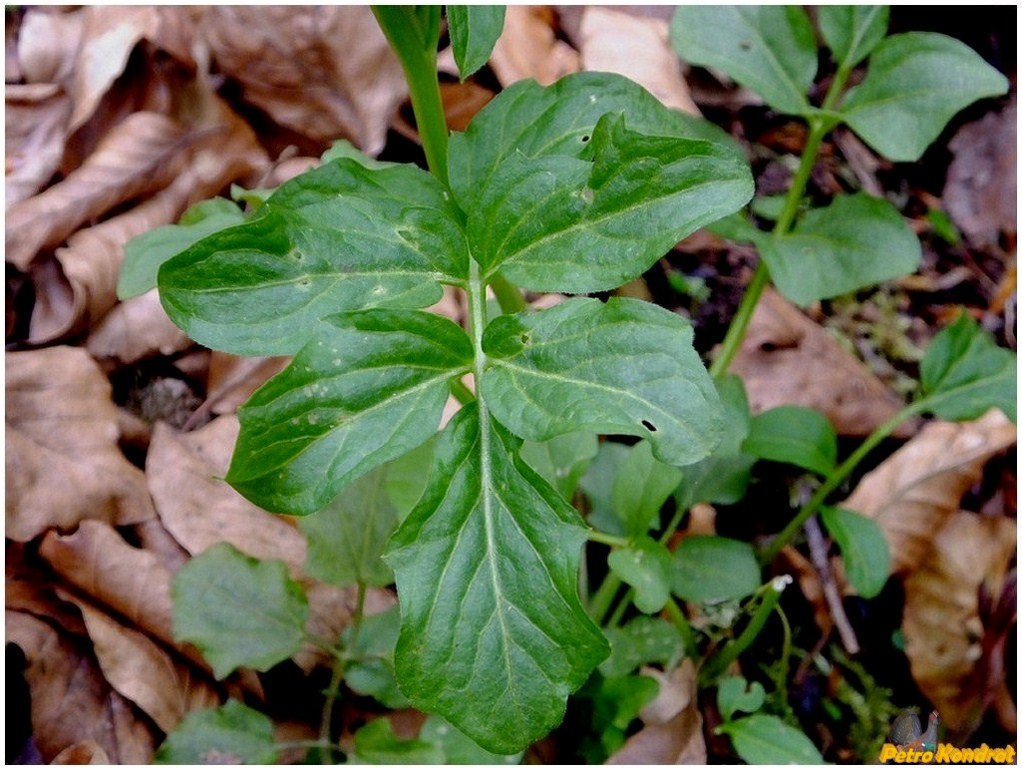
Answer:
4, 5, 1016, 763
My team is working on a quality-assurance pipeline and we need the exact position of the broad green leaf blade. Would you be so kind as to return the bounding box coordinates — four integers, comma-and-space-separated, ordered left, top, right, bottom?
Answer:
299, 466, 398, 587
482, 297, 724, 468
759, 192, 921, 306
118, 198, 245, 300
716, 676, 766, 722
342, 606, 408, 709
600, 616, 686, 678
447, 6, 506, 80
450, 71, 739, 213
386, 405, 609, 754
159, 159, 469, 355
155, 700, 277, 764
670, 6, 817, 115
520, 431, 599, 499
611, 440, 683, 536
607, 536, 672, 614
743, 405, 837, 476
671, 536, 760, 605
171, 543, 308, 679
385, 437, 437, 518
227, 309, 472, 514
919, 311, 1016, 422
820, 506, 890, 599
841, 32, 1009, 162
579, 442, 632, 536
352, 718, 445, 764
677, 374, 755, 507
320, 139, 397, 169
419, 716, 523, 765
577, 673, 661, 763
468, 113, 752, 293
817, 6, 889, 70
718, 714, 825, 764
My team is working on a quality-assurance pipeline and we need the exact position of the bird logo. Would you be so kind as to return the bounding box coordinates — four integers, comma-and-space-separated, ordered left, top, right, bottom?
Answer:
888, 709, 940, 754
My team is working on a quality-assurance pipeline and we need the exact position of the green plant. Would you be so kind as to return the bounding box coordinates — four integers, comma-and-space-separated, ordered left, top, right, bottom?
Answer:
121, 4, 1016, 763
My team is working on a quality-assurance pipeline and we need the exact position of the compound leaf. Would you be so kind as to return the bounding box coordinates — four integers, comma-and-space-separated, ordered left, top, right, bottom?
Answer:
447, 6, 506, 80
607, 536, 673, 614
482, 297, 723, 468
159, 159, 468, 355
759, 192, 921, 306
817, 5, 889, 69
671, 536, 760, 605
227, 309, 472, 514
840, 32, 1009, 162
743, 405, 837, 476
670, 6, 817, 115
171, 543, 308, 679
820, 506, 890, 599
919, 311, 1016, 422
467, 113, 752, 293
386, 405, 608, 754
155, 700, 276, 765
718, 714, 824, 764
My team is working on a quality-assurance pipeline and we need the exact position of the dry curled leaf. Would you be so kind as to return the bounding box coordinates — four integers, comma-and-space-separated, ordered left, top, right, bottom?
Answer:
5, 83, 72, 208
6, 112, 190, 269
489, 6, 580, 87
579, 7, 700, 116
203, 6, 406, 154
841, 409, 1016, 574
86, 289, 192, 365
5, 346, 155, 542
903, 511, 1016, 735
731, 288, 912, 437
51, 740, 111, 765
16, 8, 84, 85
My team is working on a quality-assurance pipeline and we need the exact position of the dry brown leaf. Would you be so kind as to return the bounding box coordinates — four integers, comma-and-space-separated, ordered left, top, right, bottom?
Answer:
490, 6, 580, 87
202, 6, 406, 154
903, 511, 1016, 734
944, 96, 1016, 248
205, 353, 291, 419
86, 289, 192, 365
607, 660, 706, 764
6, 112, 189, 269
730, 288, 912, 437
5, 83, 72, 208
6, 610, 155, 763
16, 8, 84, 85
579, 7, 700, 116
51, 740, 111, 765
65, 593, 220, 733
5, 346, 155, 542
841, 410, 1016, 574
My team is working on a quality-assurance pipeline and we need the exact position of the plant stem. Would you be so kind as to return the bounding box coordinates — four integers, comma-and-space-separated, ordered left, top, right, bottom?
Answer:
664, 597, 698, 658
607, 588, 633, 628
589, 574, 623, 625
700, 575, 791, 684
319, 659, 346, 764
759, 400, 925, 564
490, 273, 529, 314
450, 377, 476, 405
587, 530, 631, 548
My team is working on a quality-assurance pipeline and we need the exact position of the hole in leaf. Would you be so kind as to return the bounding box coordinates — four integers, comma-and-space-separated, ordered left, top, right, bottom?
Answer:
641, 419, 657, 432
581, 135, 590, 143
519, 333, 530, 345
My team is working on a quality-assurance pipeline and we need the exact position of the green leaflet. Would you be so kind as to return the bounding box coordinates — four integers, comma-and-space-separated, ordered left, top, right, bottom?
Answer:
600, 616, 686, 678
386, 405, 608, 754
743, 405, 837, 476
817, 6, 889, 69
519, 431, 598, 499
820, 506, 890, 599
671, 536, 760, 605
670, 6, 817, 115
607, 536, 673, 614
418, 716, 523, 765
610, 440, 683, 536
227, 310, 472, 514
840, 32, 1009, 162
447, 6, 506, 80
155, 700, 277, 765
343, 606, 408, 709
466, 113, 752, 293
352, 718, 445, 764
716, 676, 766, 722
718, 714, 825, 764
758, 193, 921, 307
919, 311, 1017, 422
159, 159, 469, 355
482, 297, 723, 468
171, 544, 308, 679
119, 198, 245, 300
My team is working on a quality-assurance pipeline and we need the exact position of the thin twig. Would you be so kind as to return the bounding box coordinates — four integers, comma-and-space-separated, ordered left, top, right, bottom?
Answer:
805, 515, 860, 655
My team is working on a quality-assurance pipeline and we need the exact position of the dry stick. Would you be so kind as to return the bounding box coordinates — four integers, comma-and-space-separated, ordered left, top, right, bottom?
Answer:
804, 515, 860, 655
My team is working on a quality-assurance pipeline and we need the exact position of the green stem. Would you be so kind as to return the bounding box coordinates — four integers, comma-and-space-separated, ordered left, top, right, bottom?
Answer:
700, 575, 790, 684
589, 574, 623, 625
664, 597, 698, 658
490, 273, 528, 314
606, 588, 633, 628
319, 659, 346, 763
759, 400, 926, 564
587, 530, 631, 548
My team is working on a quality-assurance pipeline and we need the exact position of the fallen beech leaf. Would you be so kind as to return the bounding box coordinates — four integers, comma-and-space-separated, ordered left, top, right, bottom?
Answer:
841, 410, 1016, 574
489, 6, 580, 87
6, 610, 155, 763
607, 660, 706, 764
6, 112, 189, 269
202, 7, 406, 154
579, 7, 700, 116
205, 353, 291, 419
903, 511, 1016, 734
16, 8, 84, 84
731, 288, 911, 437
5, 346, 155, 542
63, 593, 220, 733
51, 740, 110, 765
944, 97, 1016, 248
86, 289, 192, 365
5, 83, 72, 208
